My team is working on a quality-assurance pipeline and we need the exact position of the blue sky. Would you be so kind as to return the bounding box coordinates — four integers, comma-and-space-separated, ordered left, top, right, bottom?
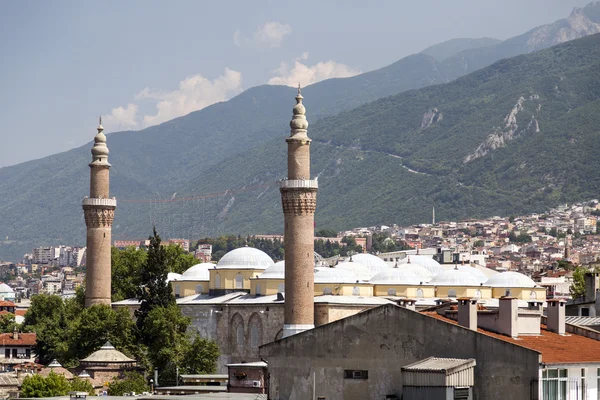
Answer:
0, 0, 593, 167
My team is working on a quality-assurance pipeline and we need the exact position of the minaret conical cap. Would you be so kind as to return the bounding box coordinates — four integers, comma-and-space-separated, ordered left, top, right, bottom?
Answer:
290, 84, 308, 136
91, 116, 110, 164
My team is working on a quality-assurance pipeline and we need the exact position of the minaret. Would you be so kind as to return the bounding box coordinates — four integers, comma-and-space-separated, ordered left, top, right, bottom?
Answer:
82, 118, 116, 307
280, 86, 318, 338
432, 206, 436, 225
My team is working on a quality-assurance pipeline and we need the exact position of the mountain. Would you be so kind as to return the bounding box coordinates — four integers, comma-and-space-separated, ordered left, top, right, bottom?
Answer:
420, 38, 501, 61
2, 4, 600, 260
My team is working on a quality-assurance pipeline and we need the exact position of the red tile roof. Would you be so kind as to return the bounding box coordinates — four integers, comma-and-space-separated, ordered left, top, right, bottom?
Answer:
0, 301, 15, 307
0, 332, 36, 346
422, 311, 600, 364
15, 310, 26, 317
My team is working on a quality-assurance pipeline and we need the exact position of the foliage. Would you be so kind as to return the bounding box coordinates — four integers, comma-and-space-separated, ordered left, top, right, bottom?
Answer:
107, 372, 149, 396
21, 372, 70, 398
570, 266, 587, 299
369, 233, 409, 253
509, 231, 532, 244
179, 335, 220, 375
112, 246, 147, 302
68, 377, 95, 395
473, 240, 485, 248
315, 229, 338, 238
164, 244, 197, 274
0, 313, 18, 333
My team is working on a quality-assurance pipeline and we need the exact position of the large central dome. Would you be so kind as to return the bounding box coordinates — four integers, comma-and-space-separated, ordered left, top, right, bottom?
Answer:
216, 247, 274, 270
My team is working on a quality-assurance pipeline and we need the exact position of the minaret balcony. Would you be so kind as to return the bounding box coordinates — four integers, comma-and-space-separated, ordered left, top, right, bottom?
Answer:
82, 197, 117, 207
279, 179, 318, 189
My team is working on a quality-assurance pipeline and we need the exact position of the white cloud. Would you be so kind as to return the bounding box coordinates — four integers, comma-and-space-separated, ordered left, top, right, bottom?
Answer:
136, 68, 243, 127
234, 21, 292, 48
268, 53, 361, 87
102, 103, 139, 130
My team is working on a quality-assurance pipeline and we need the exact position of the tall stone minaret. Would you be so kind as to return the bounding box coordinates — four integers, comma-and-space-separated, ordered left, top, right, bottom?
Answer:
82, 118, 116, 307
432, 206, 436, 225
280, 86, 318, 338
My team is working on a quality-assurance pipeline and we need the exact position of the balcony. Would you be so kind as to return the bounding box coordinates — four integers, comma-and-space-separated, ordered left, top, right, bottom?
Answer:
279, 179, 318, 189
82, 197, 117, 207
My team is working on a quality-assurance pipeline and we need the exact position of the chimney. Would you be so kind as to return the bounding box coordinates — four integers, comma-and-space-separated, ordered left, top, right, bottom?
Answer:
397, 299, 416, 311
584, 272, 599, 303
458, 298, 477, 331
12, 326, 18, 340
498, 293, 518, 338
546, 299, 566, 335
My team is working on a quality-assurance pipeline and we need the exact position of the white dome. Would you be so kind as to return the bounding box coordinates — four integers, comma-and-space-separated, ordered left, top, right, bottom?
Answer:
182, 263, 213, 280
370, 264, 433, 285
314, 267, 357, 284
258, 260, 285, 279
398, 255, 444, 275
485, 271, 538, 288
443, 264, 488, 280
216, 247, 274, 270
0, 283, 14, 293
167, 272, 183, 282
350, 254, 388, 274
430, 267, 486, 286
335, 261, 374, 281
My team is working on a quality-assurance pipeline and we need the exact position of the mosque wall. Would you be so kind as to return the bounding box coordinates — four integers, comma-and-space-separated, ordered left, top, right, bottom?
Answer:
250, 279, 285, 296
209, 269, 263, 291
373, 285, 436, 298
491, 287, 546, 300
171, 280, 209, 297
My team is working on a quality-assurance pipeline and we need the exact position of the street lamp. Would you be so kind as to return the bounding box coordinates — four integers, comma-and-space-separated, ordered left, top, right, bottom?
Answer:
149, 379, 154, 394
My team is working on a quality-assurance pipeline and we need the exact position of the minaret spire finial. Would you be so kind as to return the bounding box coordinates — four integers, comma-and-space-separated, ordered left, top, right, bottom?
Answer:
99, 115, 102, 126
297, 83, 301, 95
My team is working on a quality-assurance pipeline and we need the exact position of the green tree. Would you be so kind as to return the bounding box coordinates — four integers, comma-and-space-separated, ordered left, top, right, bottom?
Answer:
164, 244, 197, 274
21, 372, 70, 398
107, 372, 149, 396
0, 314, 18, 333
68, 377, 95, 395
570, 267, 586, 299
315, 229, 338, 238
473, 240, 485, 248
112, 246, 147, 302
179, 335, 220, 375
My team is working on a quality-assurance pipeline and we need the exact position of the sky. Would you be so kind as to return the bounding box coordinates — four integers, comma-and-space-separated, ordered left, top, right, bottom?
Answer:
0, 0, 593, 168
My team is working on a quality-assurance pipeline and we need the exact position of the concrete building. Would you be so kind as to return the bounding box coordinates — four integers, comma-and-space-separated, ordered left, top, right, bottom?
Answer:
82, 118, 116, 307
0, 331, 36, 370
279, 86, 318, 338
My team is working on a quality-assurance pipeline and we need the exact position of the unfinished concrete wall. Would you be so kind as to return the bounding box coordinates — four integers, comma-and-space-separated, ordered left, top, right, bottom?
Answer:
260, 304, 540, 400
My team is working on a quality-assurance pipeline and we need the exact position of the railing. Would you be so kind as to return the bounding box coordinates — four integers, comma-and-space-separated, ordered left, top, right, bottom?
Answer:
82, 197, 117, 207
279, 179, 318, 189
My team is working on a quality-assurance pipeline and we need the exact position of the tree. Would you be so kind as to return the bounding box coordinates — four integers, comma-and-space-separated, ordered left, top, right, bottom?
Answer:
112, 246, 146, 302
164, 244, 197, 274
107, 372, 149, 396
180, 335, 220, 375
68, 377, 95, 395
0, 313, 18, 333
570, 267, 586, 299
315, 229, 338, 238
473, 240, 485, 248
21, 372, 70, 398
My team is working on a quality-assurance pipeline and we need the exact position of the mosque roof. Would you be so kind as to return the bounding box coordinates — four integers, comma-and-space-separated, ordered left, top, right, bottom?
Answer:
0, 283, 14, 293
429, 267, 486, 287
398, 255, 444, 275
216, 247, 274, 270
80, 341, 136, 364
370, 263, 433, 285
258, 260, 285, 279
335, 261, 374, 281
181, 263, 213, 280
167, 272, 183, 282
485, 271, 539, 288
349, 254, 388, 274
314, 267, 358, 284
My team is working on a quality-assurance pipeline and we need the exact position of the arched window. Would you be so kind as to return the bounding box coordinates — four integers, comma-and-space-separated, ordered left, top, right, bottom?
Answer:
530, 290, 537, 300
448, 289, 457, 298
352, 286, 360, 296
277, 283, 285, 293
256, 284, 262, 296
236, 323, 244, 348
475, 289, 482, 299
235, 274, 244, 289
323, 287, 332, 295
215, 273, 221, 289
175, 285, 180, 298
387, 288, 397, 296
195, 284, 203, 294
416, 288, 424, 298
231, 314, 244, 351
249, 314, 263, 348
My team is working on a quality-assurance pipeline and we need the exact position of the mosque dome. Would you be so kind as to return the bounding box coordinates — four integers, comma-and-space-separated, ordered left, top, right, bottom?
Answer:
370, 263, 433, 285
443, 264, 488, 280
258, 260, 285, 279
166, 272, 183, 282
429, 267, 486, 286
485, 271, 538, 288
80, 341, 135, 364
335, 261, 374, 281
350, 254, 388, 275
181, 263, 213, 280
398, 255, 444, 275
216, 247, 274, 270
314, 267, 357, 284
0, 283, 14, 293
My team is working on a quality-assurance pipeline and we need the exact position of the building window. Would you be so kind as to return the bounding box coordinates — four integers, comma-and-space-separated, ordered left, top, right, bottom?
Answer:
416, 288, 424, 298
174, 285, 180, 298
582, 307, 591, 317
530, 291, 537, 300
4, 349, 8, 358
249, 317, 262, 348
256, 284, 262, 296
277, 283, 285, 293
352, 287, 360, 296
448, 289, 457, 298
581, 368, 587, 400
235, 274, 244, 289
344, 370, 368, 380
596, 368, 600, 400
475, 289, 482, 299
387, 288, 397, 296
236, 322, 244, 349
323, 287, 332, 295
215, 273, 221, 289
542, 368, 568, 400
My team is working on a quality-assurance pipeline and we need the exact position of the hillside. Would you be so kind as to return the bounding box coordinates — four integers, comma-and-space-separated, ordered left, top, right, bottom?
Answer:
2, 4, 600, 260
420, 38, 501, 61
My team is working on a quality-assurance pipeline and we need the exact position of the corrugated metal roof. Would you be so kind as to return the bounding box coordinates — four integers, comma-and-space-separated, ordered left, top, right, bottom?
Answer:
402, 357, 476, 373
565, 316, 600, 326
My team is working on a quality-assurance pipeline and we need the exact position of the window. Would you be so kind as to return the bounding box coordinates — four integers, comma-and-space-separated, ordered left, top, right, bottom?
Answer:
249, 317, 262, 348
475, 289, 482, 299
12, 349, 16, 358
344, 370, 368, 380
530, 291, 537, 300
596, 368, 600, 400
387, 288, 397, 296
235, 274, 244, 289
277, 283, 285, 293
416, 288, 424, 298
174, 285, 180, 298
236, 322, 244, 349
582, 307, 591, 317
448, 289, 457, 298
256, 284, 262, 296
26, 349, 30, 358
581, 368, 587, 400
352, 286, 360, 296
215, 273, 221, 289
195, 284, 203, 294
323, 287, 332, 295
4, 349, 8, 358
542, 368, 568, 400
